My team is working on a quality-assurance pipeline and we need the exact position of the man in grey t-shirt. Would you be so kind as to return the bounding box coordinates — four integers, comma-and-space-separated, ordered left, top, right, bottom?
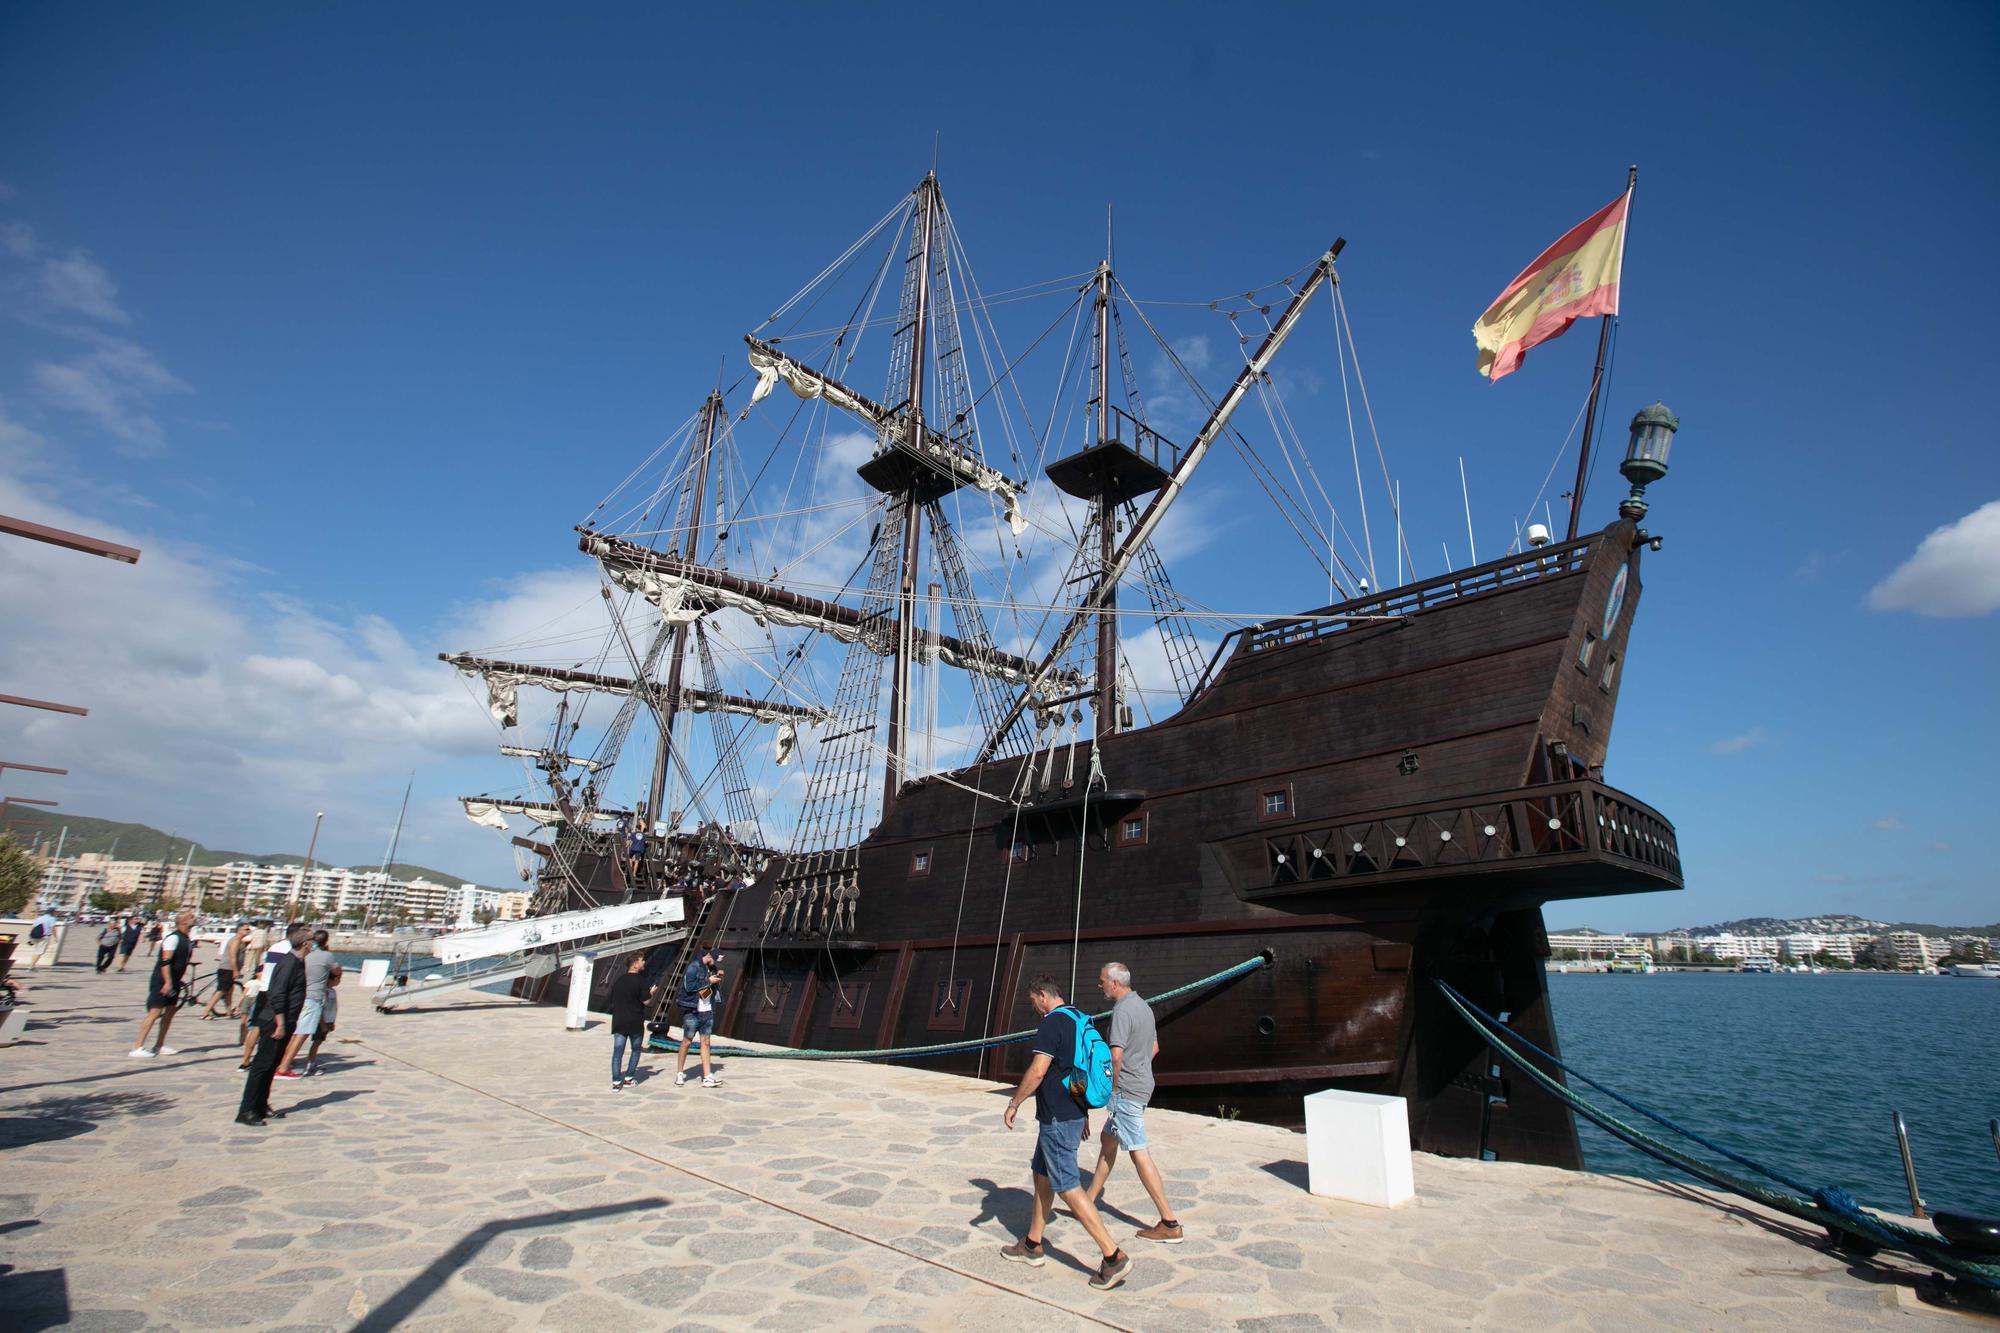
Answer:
279, 931, 338, 1078
1084, 961, 1183, 1244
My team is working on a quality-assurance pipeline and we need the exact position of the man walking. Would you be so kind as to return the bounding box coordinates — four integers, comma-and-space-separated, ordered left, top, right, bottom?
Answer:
115, 915, 142, 971
608, 951, 655, 1090
672, 948, 725, 1088
301, 962, 340, 1076
27, 908, 58, 966
237, 923, 308, 1127
1084, 962, 1182, 1244
277, 930, 335, 1078
95, 921, 120, 973
130, 909, 196, 1058
203, 924, 250, 1019
999, 975, 1133, 1291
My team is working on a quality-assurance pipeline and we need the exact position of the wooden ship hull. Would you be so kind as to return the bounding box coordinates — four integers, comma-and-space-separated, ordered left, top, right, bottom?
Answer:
544, 519, 1678, 1170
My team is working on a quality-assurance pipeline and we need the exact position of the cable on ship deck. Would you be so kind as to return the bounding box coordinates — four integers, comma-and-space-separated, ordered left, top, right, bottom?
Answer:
1431, 976, 2000, 1293
646, 951, 1271, 1061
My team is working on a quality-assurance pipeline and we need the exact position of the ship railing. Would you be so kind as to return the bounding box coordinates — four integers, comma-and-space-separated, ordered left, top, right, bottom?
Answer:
1180, 533, 1600, 703
1240, 777, 1679, 895
1109, 405, 1179, 473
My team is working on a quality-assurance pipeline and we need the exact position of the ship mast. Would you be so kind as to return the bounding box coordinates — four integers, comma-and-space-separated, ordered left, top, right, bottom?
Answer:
646, 388, 721, 831
1091, 247, 1118, 731
882, 172, 937, 813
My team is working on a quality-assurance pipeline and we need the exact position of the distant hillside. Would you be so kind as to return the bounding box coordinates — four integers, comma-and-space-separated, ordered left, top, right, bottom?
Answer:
1553, 912, 1999, 939
0, 809, 497, 892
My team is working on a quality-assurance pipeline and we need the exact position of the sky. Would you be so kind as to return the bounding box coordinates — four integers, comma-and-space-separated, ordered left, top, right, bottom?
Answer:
1, 3, 1995, 930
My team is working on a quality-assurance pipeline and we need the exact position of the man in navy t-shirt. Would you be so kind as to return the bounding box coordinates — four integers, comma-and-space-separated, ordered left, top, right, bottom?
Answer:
998, 975, 1132, 1290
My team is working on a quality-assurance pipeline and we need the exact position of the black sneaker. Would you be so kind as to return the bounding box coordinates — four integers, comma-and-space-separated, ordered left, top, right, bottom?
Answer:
999, 1237, 1046, 1267
1089, 1249, 1132, 1290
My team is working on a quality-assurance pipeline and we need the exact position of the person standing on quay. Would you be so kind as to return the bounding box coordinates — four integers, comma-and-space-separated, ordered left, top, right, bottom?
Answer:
203, 923, 250, 1020
277, 930, 335, 1079
1084, 961, 1182, 1244
238, 923, 292, 1069
115, 915, 142, 971
301, 962, 339, 1076
672, 948, 725, 1088
608, 952, 655, 1090
999, 975, 1133, 1291
129, 909, 195, 1058
238, 923, 308, 1127
145, 919, 162, 956
94, 922, 120, 973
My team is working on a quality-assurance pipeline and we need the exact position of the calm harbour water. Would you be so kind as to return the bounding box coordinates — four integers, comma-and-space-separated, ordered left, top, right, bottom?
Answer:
1551, 971, 2000, 1217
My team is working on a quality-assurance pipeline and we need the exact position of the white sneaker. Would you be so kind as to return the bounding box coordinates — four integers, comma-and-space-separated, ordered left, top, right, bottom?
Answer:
674, 1071, 690, 1087
701, 1075, 721, 1089
157, 1047, 178, 1056
128, 1048, 154, 1058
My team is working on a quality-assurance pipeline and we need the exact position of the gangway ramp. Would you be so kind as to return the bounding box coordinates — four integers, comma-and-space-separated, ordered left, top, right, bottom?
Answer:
374, 898, 686, 1013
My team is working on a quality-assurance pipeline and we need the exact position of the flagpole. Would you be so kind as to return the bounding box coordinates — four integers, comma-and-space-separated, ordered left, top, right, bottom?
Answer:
1564, 164, 1637, 542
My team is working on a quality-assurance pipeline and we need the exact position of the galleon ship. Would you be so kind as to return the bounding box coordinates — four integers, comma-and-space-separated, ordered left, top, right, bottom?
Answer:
440, 170, 1683, 1169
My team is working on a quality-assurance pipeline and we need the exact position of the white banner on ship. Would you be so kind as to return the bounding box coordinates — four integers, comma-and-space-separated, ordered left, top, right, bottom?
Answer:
433, 897, 686, 965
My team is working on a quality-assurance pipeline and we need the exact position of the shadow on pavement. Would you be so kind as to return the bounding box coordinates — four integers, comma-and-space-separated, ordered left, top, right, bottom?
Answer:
353, 1197, 669, 1331
0, 1050, 244, 1098
0, 1089, 175, 1148
0, 1264, 69, 1332
283, 1088, 368, 1114
1258, 1159, 1309, 1191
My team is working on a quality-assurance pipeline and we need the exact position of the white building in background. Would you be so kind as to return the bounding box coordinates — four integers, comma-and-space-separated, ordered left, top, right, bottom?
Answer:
1885, 931, 1936, 971
1546, 932, 1640, 959
1781, 933, 1860, 964
446, 884, 505, 927
1693, 933, 1782, 962
35, 852, 496, 926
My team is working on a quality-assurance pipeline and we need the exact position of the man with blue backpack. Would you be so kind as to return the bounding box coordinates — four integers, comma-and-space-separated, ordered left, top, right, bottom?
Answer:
999, 974, 1133, 1291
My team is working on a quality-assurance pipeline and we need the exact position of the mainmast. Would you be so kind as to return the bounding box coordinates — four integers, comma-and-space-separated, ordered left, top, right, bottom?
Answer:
1090, 254, 1118, 731
646, 389, 722, 831
881, 172, 937, 813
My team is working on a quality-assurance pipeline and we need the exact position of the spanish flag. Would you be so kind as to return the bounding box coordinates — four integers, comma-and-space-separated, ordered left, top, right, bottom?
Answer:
1473, 191, 1629, 382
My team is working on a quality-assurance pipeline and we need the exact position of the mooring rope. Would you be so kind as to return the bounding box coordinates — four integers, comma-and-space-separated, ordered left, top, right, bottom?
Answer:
649, 952, 1271, 1062
1432, 977, 2000, 1292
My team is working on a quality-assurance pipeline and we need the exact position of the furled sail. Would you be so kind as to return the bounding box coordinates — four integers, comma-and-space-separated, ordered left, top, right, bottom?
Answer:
440, 652, 827, 729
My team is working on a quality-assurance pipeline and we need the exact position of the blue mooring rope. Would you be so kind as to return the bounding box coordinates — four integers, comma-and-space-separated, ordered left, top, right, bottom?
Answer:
647, 952, 1270, 1061
1432, 976, 2000, 1292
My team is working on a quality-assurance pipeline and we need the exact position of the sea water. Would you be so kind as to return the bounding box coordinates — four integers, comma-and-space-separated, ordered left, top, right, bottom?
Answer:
1552, 971, 2000, 1217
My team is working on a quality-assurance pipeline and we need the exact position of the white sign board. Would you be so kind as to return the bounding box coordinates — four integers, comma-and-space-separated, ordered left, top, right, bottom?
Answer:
432, 896, 685, 965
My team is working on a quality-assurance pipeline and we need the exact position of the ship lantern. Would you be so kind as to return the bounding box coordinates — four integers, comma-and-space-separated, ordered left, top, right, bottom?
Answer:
1618, 402, 1679, 519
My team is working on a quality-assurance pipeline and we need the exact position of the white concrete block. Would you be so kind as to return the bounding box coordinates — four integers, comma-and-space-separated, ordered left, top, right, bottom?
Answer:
1304, 1088, 1416, 1208
565, 954, 594, 1030
358, 958, 390, 989
0, 1006, 30, 1046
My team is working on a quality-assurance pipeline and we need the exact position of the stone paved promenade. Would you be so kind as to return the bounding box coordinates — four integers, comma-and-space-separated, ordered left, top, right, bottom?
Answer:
0, 954, 1973, 1331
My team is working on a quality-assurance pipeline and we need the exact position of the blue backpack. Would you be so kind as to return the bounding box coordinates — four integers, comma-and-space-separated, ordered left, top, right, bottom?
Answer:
1056, 1006, 1114, 1109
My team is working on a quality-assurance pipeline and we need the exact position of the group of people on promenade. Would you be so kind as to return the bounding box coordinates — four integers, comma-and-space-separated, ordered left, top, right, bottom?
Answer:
613, 947, 1173, 1294
81, 907, 342, 1127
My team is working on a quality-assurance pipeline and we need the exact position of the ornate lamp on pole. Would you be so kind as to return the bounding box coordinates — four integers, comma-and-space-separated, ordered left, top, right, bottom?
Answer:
1618, 402, 1680, 520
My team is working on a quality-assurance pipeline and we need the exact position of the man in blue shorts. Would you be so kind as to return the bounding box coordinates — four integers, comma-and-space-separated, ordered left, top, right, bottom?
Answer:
672, 948, 725, 1089
999, 975, 1132, 1291
1084, 961, 1182, 1244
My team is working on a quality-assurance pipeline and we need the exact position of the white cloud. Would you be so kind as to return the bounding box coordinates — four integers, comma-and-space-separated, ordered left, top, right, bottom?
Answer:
0, 467, 611, 882
1867, 500, 2000, 618
1871, 816, 1905, 832
39, 251, 128, 323
1711, 727, 1766, 755
30, 336, 187, 454
0, 220, 35, 258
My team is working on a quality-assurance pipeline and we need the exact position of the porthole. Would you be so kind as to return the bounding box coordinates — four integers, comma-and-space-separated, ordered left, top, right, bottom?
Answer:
1256, 1016, 1278, 1037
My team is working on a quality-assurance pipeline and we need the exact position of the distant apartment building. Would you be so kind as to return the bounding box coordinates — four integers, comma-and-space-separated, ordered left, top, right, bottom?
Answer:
1780, 933, 1860, 964
1546, 932, 1640, 959
1884, 931, 1936, 971
1946, 935, 1993, 961
495, 891, 531, 921
36, 852, 492, 925
1692, 933, 1781, 961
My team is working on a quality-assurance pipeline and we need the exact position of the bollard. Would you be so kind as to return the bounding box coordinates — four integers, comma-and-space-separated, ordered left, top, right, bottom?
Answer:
1891, 1110, 1926, 1219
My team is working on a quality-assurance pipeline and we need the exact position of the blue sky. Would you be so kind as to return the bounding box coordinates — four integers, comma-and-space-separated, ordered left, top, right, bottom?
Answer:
1, 3, 1994, 929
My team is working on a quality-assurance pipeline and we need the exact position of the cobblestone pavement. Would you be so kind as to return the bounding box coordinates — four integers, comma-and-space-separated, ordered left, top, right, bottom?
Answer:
0, 956, 1971, 1331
